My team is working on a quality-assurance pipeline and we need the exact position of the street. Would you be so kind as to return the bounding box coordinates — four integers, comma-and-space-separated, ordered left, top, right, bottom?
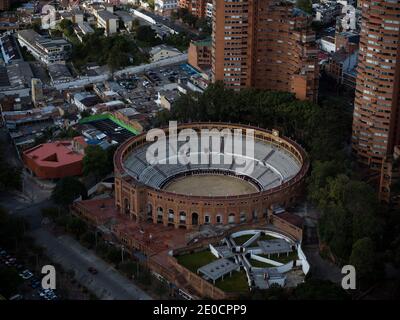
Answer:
32, 230, 152, 300
0, 174, 151, 300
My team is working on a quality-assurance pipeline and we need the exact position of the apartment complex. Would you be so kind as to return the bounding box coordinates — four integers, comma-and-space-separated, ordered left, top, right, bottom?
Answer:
179, 0, 210, 18
211, 0, 319, 102
17, 30, 72, 65
0, 0, 10, 11
352, 0, 400, 171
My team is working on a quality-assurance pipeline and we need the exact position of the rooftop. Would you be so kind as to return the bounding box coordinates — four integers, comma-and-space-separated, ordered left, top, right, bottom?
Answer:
23, 140, 83, 168
197, 258, 239, 281
258, 239, 293, 255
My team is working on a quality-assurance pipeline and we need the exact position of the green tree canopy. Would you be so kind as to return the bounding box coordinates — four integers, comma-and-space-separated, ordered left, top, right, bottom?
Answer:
296, 0, 313, 14
0, 266, 23, 298
83, 145, 113, 180
293, 279, 350, 300
51, 177, 87, 207
349, 237, 382, 282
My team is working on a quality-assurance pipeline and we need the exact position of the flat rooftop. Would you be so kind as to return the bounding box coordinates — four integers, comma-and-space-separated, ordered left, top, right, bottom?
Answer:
23, 141, 83, 168
258, 239, 292, 255
197, 258, 239, 281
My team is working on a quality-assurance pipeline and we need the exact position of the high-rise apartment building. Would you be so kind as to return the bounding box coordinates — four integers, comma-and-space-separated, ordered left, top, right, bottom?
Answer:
352, 0, 400, 171
211, 0, 319, 102
0, 0, 11, 11
179, 0, 209, 18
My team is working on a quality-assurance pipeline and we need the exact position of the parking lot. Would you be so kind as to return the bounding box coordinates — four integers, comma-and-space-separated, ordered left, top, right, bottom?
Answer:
116, 63, 200, 89
0, 247, 58, 300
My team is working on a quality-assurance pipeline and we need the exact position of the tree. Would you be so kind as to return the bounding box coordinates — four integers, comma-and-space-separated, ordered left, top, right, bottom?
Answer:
131, 19, 140, 33
0, 266, 23, 298
80, 231, 96, 248
41, 207, 62, 220
106, 247, 121, 265
296, 0, 313, 14
135, 25, 159, 46
0, 144, 21, 192
83, 145, 111, 180
294, 279, 349, 300
119, 261, 138, 278
51, 177, 87, 207
58, 19, 74, 38
153, 279, 169, 298
349, 237, 382, 282
67, 217, 87, 238
0, 207, 28, 249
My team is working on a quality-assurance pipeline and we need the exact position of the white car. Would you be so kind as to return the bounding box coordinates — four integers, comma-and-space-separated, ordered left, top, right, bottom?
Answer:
19, 269, 33, 280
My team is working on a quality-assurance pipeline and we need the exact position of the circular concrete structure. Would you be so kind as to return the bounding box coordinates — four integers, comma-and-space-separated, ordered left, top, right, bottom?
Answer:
114, 123, 309, 229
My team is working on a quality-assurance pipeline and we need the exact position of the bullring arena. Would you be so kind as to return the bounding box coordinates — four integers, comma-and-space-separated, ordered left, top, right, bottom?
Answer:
73, 123, 311, 298
114, 123, 309, 229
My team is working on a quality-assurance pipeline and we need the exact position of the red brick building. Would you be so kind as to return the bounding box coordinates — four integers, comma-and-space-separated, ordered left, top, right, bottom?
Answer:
212, 0, 319, 102
23, 137, 86, 179
113, 123, 309, 230
188, 39, 212, 72
178, 0, 209, 18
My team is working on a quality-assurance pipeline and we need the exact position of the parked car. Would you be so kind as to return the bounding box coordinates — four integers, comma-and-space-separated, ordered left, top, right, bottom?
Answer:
16, 264, 24, 271
19, 269, 33, 280
88, 267, 98, 275
5, 257, 17, 266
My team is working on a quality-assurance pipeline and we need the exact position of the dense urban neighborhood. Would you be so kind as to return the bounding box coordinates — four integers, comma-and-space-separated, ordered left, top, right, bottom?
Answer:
0, 0, 400, 305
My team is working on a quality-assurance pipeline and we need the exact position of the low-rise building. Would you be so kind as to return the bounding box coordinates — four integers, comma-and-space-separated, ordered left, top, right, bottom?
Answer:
17, 29, 72, 64
60, 10, 84, 24
155, 0, 178, 16
73, 92, 101, 112
0, 33, 23, 65
114, 10, 135, 30
48, 63, 73, 85
23, 138, 86, 179
0, 61, 33, 91
95, 10, 119, 36
149, 45, 181, 62
326, 49, 358, 86
319, 35, 336, 53
313, 1, 341, 25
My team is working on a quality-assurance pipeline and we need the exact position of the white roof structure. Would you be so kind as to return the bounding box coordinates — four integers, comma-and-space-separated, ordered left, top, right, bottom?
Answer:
258, 239, 292, 255
197, 258, 239, 282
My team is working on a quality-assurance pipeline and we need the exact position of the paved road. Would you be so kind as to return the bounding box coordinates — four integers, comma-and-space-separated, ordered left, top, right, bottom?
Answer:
0, 180, 152, 300
114, 54, 188, 77
32, 230, 152, 300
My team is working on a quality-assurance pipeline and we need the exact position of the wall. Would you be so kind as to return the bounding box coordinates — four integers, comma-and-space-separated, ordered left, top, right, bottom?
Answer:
270, 214, 303, 241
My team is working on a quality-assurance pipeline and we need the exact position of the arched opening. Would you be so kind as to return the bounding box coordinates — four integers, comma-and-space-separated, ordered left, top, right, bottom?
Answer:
168, 209, 175, 225
124, 198, 130, 215
157, 207, 163, 223
192, 212, 199, 226
179, 211, 186, 225
228, 213, 235, 224
147, 203, 153, 222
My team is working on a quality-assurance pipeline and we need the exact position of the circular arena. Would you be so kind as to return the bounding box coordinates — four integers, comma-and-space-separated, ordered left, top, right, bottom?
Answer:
114, 123, 309, 229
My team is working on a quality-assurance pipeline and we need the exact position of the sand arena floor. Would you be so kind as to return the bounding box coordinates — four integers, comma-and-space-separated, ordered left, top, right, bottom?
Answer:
163, 174, 259, 196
